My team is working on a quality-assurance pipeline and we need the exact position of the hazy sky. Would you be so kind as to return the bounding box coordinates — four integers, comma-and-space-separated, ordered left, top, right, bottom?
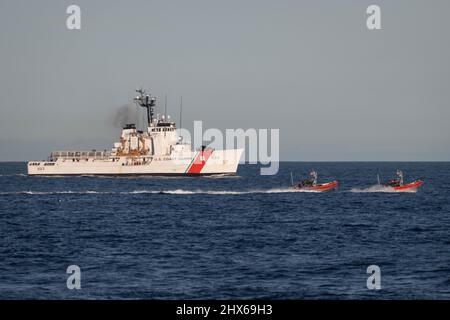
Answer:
1, 0, 449, 161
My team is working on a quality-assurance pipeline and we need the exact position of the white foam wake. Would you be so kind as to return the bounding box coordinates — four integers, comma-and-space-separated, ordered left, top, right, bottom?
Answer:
128, 188, 301, 195
0, 190, 108, 195
0, 188, 313, 196
350, 185, 417, 193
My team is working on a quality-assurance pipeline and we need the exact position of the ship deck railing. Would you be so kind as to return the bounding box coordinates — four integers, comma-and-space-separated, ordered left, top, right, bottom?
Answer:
50, 151, 112, 160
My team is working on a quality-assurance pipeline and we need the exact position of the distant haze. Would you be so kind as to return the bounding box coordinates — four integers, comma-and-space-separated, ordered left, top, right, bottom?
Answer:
1, 0, 449, 161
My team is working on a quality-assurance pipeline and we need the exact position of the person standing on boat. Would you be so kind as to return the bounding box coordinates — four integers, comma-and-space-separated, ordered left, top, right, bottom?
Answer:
396, 170, 404, 186
310, 170, 318, 186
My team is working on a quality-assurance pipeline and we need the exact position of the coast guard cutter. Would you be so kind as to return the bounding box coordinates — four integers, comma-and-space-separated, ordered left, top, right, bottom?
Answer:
28, 89, 243, 176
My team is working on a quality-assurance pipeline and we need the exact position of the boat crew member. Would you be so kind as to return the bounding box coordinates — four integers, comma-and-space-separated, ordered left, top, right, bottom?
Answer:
396, 170, 404, 186
310, 170, 318, 186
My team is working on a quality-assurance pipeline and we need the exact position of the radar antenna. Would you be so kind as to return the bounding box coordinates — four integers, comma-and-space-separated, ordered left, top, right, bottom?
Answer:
134, 88, 156, 127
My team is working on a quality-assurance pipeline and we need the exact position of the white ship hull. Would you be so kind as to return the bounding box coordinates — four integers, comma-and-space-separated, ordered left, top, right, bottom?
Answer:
28, 149, 243, 176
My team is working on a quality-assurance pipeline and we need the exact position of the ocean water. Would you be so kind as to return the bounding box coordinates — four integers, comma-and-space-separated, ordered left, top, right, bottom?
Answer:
0, 162, 449, 299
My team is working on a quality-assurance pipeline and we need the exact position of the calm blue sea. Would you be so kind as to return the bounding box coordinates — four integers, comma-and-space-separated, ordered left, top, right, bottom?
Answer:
0, 162, 449, 299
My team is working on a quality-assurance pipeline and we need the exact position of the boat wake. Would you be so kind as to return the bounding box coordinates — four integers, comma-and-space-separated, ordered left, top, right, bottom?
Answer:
0, 188, 315, 196
154, 188, 308, 195
350, 185, 417, 193
0, 173, 27, 177
1, 190, 103, 195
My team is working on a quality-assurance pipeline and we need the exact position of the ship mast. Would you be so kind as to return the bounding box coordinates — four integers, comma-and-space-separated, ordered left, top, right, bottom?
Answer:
134, 88, 156, 127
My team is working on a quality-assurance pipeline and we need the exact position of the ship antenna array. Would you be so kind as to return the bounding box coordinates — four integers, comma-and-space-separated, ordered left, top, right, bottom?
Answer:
164, 94, 167, 120
179, 96, 183, 142
134, 88, 156, 126
179, 96, 183, 130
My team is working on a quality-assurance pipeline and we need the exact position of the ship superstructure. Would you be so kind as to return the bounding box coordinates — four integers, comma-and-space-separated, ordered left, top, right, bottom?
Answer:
28, 89, 243, 176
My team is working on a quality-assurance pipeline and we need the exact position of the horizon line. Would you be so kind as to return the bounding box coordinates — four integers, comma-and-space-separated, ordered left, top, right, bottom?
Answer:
1, 160, 450, 163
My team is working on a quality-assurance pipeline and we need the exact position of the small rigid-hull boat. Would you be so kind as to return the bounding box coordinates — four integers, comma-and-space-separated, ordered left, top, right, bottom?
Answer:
294, 180, 339, 192
381, 170, 424, 192
387, 180, 424, 192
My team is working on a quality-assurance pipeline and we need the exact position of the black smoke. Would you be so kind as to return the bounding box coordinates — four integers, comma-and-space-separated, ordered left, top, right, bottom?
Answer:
112, 104, 136, 128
